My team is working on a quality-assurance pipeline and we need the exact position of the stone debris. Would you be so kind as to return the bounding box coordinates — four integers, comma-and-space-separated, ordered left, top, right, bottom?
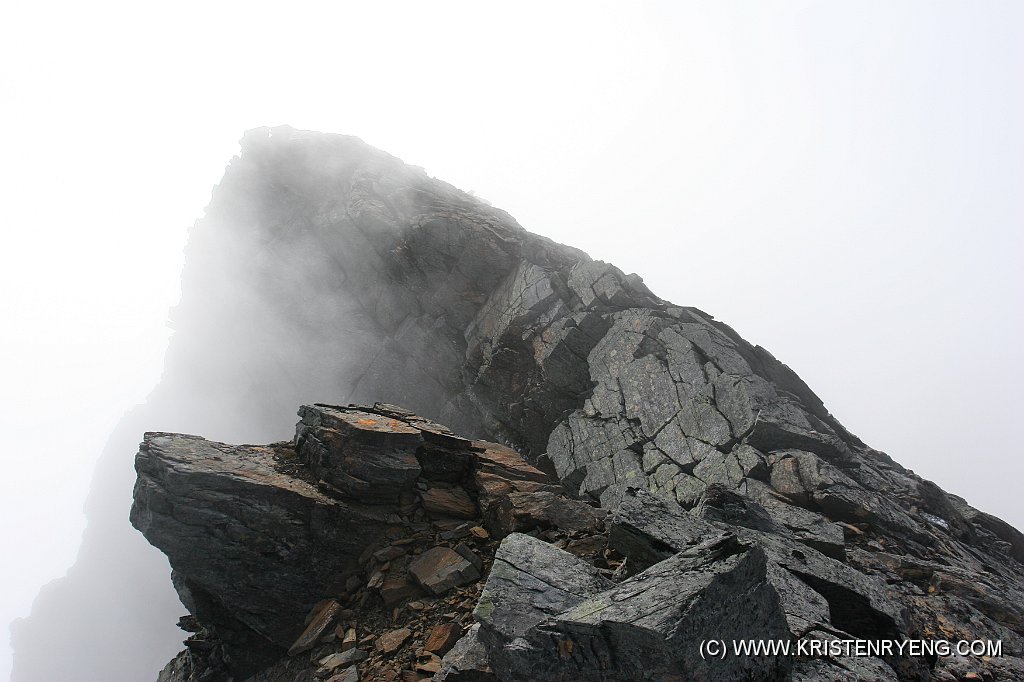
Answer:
409, 547, 480, 596
338, 627, 357, 651
319, 648, 368, 672
421, 487, 477, 519
289, 599, 342, 656
325, 668, 360, 682
136, 403, 612, 681
423, 623, 462, 656
375, 629, 412, 655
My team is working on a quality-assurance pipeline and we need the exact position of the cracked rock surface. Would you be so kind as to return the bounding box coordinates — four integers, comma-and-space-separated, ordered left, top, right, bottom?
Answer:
134, 404, 610, 681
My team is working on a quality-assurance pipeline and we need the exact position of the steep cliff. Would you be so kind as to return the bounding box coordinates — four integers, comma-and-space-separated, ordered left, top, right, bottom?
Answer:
14, 127, 1024, 681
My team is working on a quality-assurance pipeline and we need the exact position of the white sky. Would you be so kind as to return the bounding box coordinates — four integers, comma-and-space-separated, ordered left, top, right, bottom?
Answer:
1, 2, 1021, 679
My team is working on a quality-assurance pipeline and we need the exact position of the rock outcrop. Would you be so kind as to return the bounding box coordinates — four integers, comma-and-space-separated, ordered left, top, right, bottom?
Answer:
133, 403, 612, 681
135, 401, 1024, 681
15, 127, 1024, 681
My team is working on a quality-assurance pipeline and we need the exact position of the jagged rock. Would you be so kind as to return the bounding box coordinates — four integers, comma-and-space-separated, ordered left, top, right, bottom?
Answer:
325, 668, 359, 682
296, 404, 423, 504
424, 622, 463, 656
421, 486, 477, 519
318, 648, 367, 672
607, 487, 926, 677
156, 652, 189, 682
453, 542, 483, 572
408, 547, 481, 596
694, 482, 847, 561
290, 600, 343, 656
435, 625, 499, 681
489, 490, 604, 540
375, 628, 411, 654
338, 627, 357, 651
473, 533, 612, 644
130, 432, 396, 664
132, 403, 599, 680
111, 130, 1024, 682
473, 532, 790, 681
380, 577, 421, 607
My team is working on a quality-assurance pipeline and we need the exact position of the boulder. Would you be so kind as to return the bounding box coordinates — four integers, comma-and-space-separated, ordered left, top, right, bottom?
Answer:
409, 547, 481, 596
474, 532, 790, 681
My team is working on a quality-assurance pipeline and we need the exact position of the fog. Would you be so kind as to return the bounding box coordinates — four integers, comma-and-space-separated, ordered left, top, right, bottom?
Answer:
1, 1, 1022, 680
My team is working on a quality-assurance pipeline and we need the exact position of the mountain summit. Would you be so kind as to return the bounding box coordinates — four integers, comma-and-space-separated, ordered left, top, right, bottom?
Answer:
13, 127, 1023, 681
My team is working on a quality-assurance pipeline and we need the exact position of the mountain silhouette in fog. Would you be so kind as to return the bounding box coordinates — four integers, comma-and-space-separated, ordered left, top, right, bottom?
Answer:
13, 127, 1024, 682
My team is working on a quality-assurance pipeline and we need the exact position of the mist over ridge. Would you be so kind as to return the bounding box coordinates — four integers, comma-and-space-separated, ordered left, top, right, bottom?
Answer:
10, 126, 1023, 682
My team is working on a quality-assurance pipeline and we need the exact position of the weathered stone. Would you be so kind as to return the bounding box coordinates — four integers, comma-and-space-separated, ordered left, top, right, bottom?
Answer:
130, 430, 396, 666
338, 626, 357, 651
131, 403, 587, 679
325, 667, 360, 682
421, 486, 477, 519
435, 624, 499, 682
488, 490, 604, 539
408, 547, 481, 596
415, 655, 442, 673
289, 600, 342, 656
469, 526, 489, 539
424, 622, 462, 656
296, 405, 422, 505
476, 532, 789, 681
474, 533, 611, 644
416, 443, 475, 482
453, 543, 482, 572
375, 627, 412, 654
380, 577, 421, 607
605, 487, 926, 674
472, 442, 549, 483
319, 647, 368, 672
373, 545, 407, 563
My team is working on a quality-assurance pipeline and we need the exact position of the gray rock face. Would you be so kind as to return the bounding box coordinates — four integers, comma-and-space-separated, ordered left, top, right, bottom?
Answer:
18, 129, 1023, 681
409, 547, 481, 595
470, 532, 789, 681
434, 625, 498, 681
130, 430, 401, 673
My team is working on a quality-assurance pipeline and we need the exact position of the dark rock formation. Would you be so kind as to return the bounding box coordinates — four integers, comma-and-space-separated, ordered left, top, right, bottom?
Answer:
14, 128, 1024, 681
134, 402, 1024, 681
472, 532, 790, 681
132, 403, 609, 681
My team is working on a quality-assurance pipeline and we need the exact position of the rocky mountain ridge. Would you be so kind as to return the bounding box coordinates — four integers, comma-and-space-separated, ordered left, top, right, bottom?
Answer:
135, 401, 1023, 681
14, 127, 1023, 681
133, 129, 1023, 681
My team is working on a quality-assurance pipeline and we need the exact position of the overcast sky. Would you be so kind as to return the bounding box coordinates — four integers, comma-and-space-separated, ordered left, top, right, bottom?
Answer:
1, 2, 1022, 679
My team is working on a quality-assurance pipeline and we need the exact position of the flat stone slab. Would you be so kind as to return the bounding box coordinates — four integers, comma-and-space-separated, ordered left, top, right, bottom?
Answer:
289, 599, 342, 656
409, 547, 481, 595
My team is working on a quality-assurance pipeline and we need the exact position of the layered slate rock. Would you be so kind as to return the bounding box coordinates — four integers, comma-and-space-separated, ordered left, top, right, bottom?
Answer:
464, 532, 790, 681
38, 128, 1018, 682
131, 403, 606, 681
131, 434, 389, 672
607, 488, 913, 678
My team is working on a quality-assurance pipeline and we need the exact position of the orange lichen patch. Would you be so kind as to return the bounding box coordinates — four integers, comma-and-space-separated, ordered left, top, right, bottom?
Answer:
357, 418, 379, 426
